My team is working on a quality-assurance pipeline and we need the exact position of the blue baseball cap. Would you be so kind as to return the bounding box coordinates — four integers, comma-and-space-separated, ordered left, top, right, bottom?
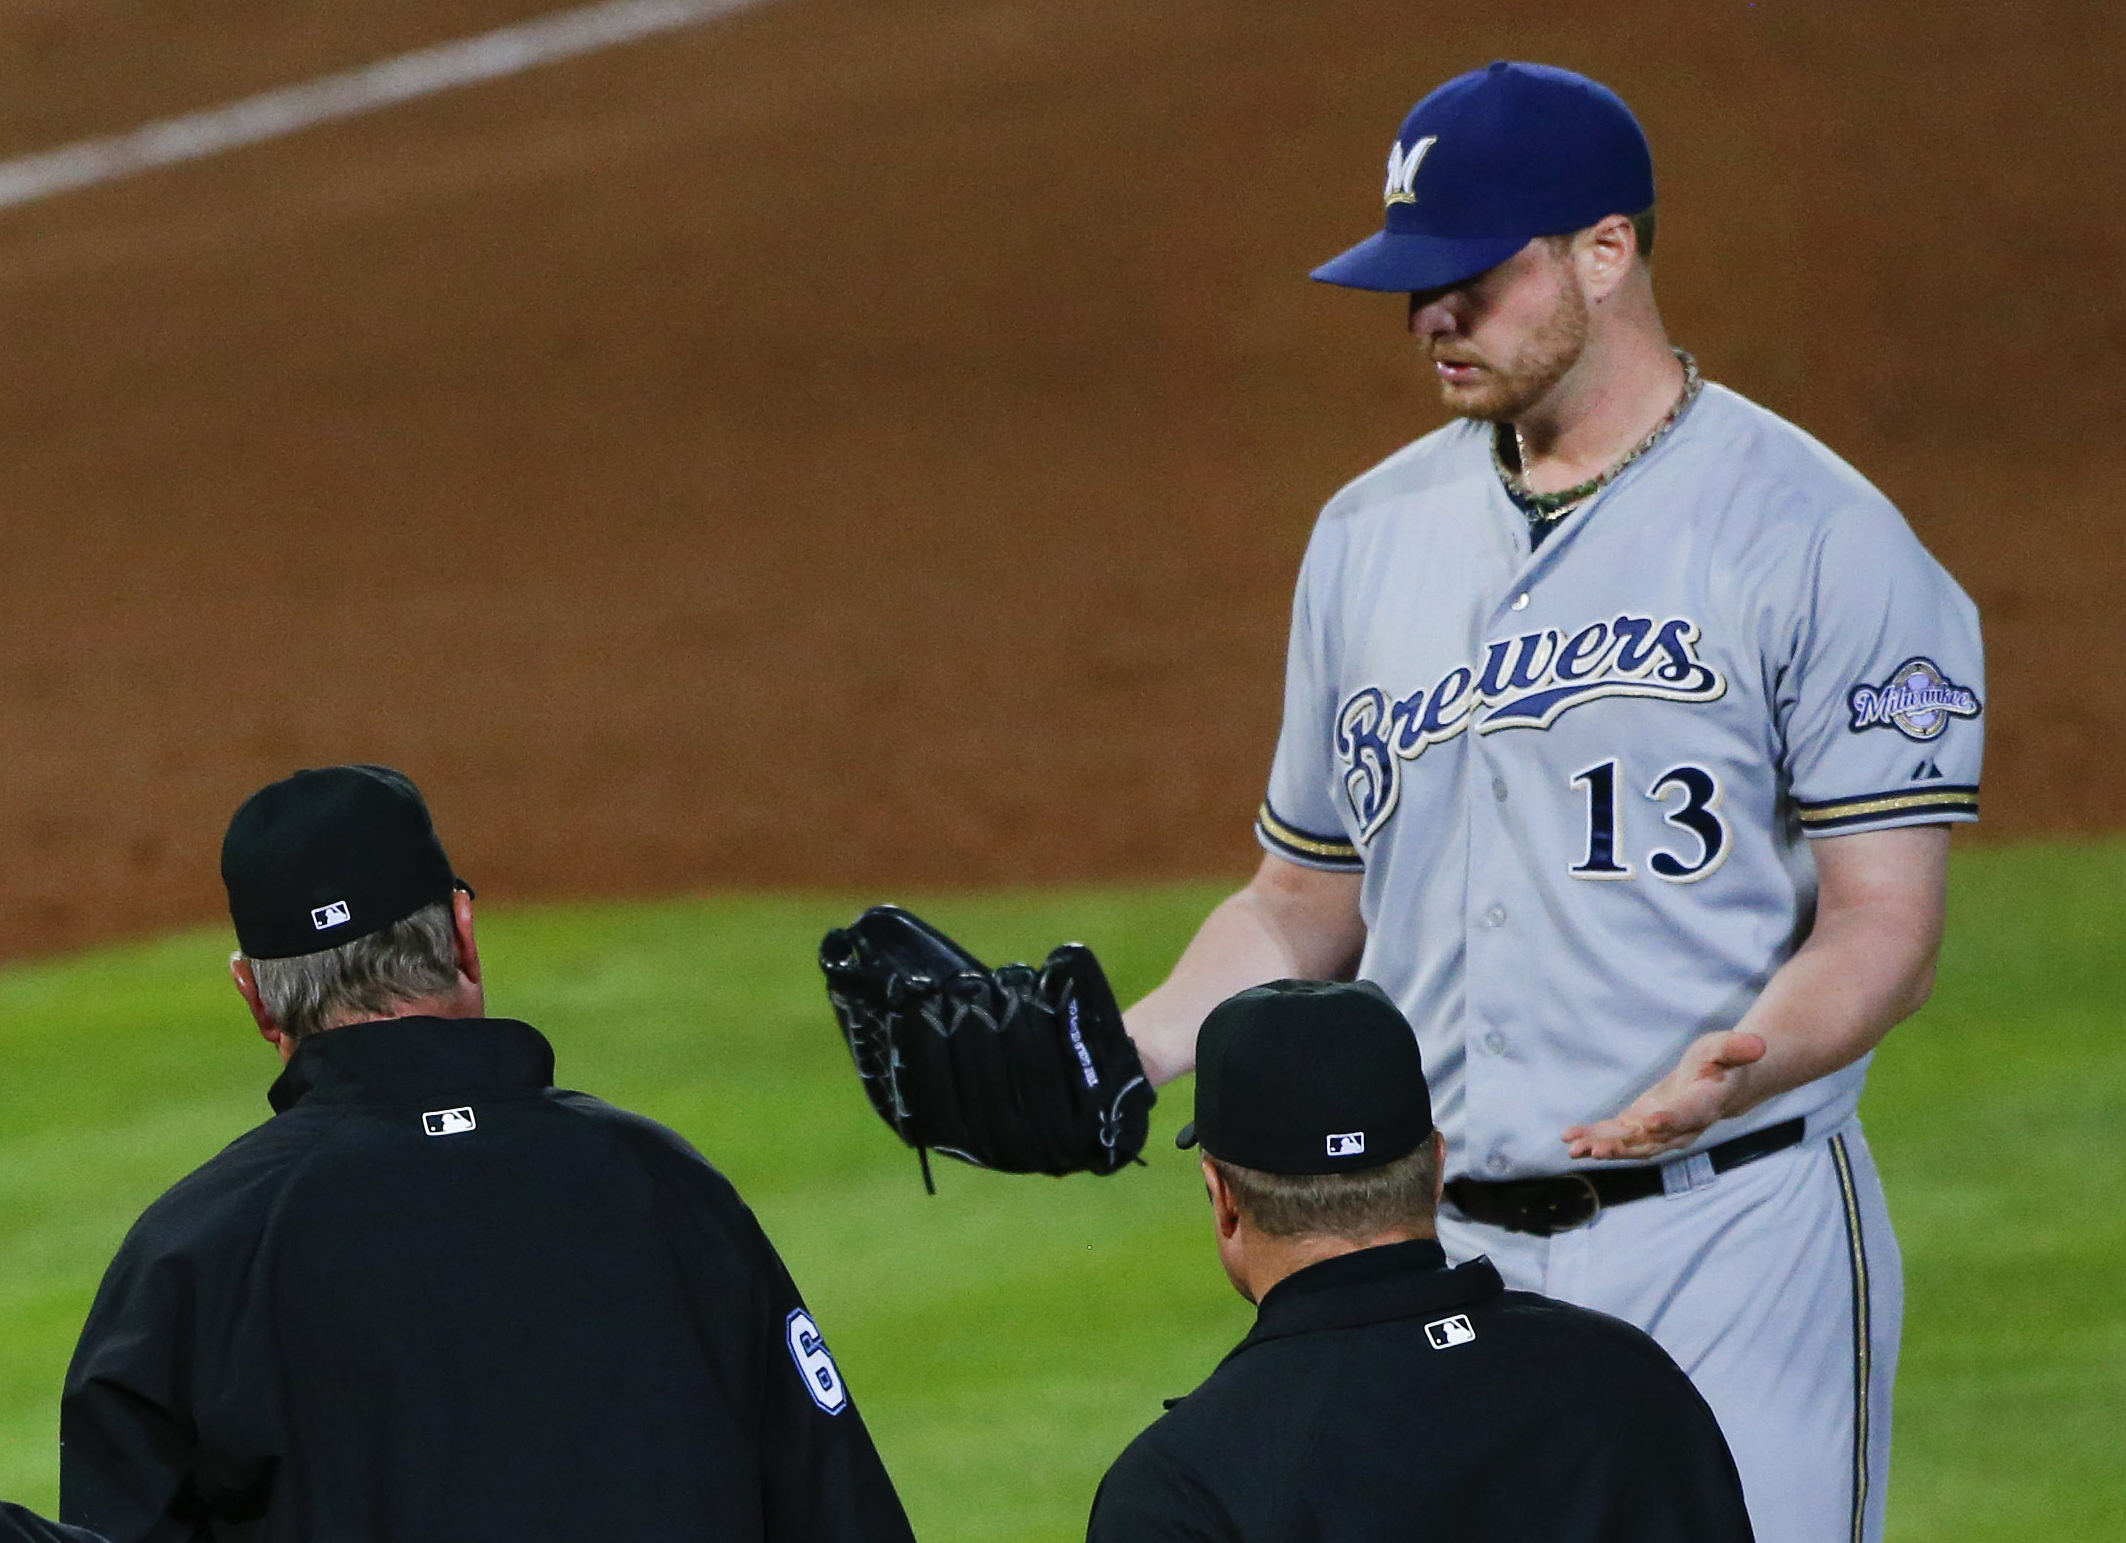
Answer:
1312, 61, 1654, 294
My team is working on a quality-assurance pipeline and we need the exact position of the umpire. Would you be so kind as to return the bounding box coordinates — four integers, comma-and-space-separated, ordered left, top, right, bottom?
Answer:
1087, 980, 1753, 1542
60, 765, 915, 1543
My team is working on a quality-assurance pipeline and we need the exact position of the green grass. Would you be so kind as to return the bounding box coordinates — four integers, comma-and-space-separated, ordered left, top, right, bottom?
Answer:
1, 848, 2122, 1539
1862, 845, 2126, 1541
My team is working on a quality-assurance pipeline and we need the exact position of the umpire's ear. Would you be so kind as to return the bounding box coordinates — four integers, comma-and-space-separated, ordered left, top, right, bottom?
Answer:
229, 953, 294, 1062
1202, 1158, 1258, 1305
1202, 1158, 1242, 1240
449, 887, 483, 989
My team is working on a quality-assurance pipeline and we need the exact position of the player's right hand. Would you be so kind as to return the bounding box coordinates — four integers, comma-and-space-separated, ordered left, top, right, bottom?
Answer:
1560, 1030, 1768, 1161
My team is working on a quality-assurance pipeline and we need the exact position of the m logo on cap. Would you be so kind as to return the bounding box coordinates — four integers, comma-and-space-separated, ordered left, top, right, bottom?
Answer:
1383, 135, 1436, 207
311, 900, 351, 931
1326, 1131, 1367, 1158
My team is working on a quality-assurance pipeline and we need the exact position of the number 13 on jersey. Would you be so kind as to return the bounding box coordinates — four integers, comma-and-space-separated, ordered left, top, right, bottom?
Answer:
1568, 759, 1727, 883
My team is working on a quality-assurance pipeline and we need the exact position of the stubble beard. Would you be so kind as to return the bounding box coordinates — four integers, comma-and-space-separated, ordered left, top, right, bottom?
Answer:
1430, 279, 1590, 424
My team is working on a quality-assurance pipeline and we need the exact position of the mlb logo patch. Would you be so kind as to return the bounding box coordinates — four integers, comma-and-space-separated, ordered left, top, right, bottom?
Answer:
422, 1107, 477, 1137
1424, 1314, 1476, 1350
311, 900, 351, 931
1325, 1131, 1367, 1158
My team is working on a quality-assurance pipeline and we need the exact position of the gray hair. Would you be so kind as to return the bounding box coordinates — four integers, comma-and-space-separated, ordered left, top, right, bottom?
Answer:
247, 899, 460, 1042
1209, 1139, 1440, 1241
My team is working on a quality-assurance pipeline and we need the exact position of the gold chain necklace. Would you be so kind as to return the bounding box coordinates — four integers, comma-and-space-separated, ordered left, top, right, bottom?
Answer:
1493, 348, 1702, 526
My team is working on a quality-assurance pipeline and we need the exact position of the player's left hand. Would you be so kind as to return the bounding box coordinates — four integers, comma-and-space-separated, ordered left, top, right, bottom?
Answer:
819, 904, 1156, 1187
1561, 1030, 1768, 1161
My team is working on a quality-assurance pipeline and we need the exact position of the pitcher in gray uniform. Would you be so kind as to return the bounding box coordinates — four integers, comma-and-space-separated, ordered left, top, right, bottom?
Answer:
1123, 62, 1981, 1543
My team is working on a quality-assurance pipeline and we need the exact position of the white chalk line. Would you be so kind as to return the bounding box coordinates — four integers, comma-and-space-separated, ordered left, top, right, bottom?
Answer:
0, 0, 772, 213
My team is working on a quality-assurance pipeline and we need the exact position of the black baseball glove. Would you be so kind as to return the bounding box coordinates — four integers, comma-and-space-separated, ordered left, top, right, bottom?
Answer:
819, 905, 1155, 1190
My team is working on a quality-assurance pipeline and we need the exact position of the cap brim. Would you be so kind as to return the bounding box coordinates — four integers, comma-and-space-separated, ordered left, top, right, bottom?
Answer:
1174, 1121, 1199, 1150
1310, 229, 1529, 293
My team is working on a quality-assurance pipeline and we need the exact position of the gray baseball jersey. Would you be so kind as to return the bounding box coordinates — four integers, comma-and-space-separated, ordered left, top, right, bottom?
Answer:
1255, 381, 1983, 1179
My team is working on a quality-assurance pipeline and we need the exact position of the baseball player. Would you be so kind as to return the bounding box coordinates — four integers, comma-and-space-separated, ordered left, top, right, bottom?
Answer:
1116, 62, 1984, 1543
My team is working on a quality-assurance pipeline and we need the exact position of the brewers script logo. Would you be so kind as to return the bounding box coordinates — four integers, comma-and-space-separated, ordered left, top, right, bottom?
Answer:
1383, 135, 1436, 207
1847, 657, 1981, 742
1336, 614, 1726, 842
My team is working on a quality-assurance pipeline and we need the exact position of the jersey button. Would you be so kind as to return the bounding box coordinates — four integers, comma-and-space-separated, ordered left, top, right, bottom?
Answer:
1482, 904, 1507, 928
1483, 1031, 1507, 1054
1491, 776, 1508, 802
1511, 591, 1531, 611
1486, 1153, 1511, 1175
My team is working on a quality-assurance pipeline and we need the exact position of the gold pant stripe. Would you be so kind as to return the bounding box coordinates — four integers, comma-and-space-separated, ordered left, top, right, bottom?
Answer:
1830, 1133, 1872, 1543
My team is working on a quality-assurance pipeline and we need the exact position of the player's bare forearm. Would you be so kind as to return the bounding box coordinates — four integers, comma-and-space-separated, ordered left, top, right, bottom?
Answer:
1124, 854, 1365, 1086
1564, 824, 1950, 1160
1723, 825, 1948, 1095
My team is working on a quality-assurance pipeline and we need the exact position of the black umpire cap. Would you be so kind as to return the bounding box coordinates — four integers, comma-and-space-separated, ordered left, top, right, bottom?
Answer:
1176, 980, 1433, 1174
222, 765, 468, 959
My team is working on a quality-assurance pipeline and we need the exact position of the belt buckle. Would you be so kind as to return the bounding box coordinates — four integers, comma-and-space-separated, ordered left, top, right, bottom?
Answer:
1523, 1174, 1600, 1236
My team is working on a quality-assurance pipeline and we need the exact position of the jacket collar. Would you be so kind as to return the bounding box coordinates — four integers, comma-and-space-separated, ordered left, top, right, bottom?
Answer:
1231, 1238, 1504, 1355
267, 1017, 556, 1113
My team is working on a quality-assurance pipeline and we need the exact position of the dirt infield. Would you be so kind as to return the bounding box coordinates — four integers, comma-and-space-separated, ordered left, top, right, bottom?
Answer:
0, 0, 2117, 957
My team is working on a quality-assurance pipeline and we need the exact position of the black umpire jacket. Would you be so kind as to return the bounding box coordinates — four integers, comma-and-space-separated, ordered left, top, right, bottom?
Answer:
1087, 1238, 1754, 1543
59, 1017, 915, 1543
1, 1503, 103, 1543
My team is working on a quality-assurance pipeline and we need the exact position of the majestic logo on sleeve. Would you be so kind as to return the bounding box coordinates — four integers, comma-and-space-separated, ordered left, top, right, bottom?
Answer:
1336, 614, 1726, 841
1383, 136, 1437, 207
1847, 657, 1981, 742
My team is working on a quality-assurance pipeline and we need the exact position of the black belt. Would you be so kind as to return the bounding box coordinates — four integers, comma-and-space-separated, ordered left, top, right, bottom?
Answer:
1443, 1117, 1807, 1237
